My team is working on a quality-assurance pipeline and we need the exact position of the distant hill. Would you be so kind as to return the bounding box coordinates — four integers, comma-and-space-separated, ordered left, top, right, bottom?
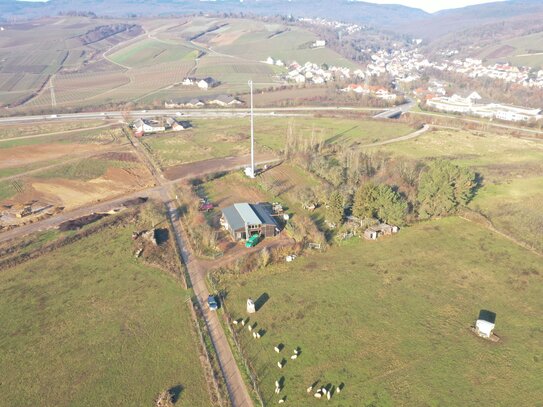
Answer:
0, 0, 428, 28
397, 0, 543, 40
2, 0, 543, 56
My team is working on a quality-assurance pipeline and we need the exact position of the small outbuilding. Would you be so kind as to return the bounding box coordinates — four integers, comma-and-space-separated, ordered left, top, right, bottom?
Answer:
247, 298, 256, 313
475, 320, 495, 338
475, 309, 497, 339
364, 223, 399, 240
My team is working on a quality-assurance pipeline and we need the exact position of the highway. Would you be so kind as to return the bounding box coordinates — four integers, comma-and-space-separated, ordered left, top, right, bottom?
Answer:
0, 106, 384, 124
373, 98, 415, 119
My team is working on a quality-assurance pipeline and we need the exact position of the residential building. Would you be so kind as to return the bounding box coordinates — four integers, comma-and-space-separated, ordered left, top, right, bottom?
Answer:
166, 117, 191, 131
132, 118, 165, 133
197, 77, 219, 90
208, 95, 243, 107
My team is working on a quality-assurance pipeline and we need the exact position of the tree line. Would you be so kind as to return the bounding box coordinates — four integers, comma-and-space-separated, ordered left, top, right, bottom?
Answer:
283, 124, 478, 229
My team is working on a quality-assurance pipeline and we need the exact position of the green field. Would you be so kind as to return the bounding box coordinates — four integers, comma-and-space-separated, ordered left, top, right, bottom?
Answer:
0, 126, 122, 149
476, 31, 543, 68
0, 215, 212, 407
0, 120, 108, 140
366, 128, 543, 251
33, 157, 137, 181
470, 177, 543, 252
209, 21, 359, 69
144, 117, 414, 168
109, 38, 197, 68
216, 217, 543, 406
0, 159, 60, 179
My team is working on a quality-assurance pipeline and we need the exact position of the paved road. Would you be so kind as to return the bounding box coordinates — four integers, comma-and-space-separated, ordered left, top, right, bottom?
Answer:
373, 98, 415, 119
163, 188, 254, 407
0, 106, 382, 124
0, 144, 263, 406
129, 131, 254, 407
409, 110, 543, 135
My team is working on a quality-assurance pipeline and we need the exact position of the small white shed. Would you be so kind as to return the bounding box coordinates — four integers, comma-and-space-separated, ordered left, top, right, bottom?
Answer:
247, 298, 256, 314
475, 319, 495, 338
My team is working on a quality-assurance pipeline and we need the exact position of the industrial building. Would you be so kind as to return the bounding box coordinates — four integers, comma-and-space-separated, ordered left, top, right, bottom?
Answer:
221, 203, 278, 241
427, 93, 542, 122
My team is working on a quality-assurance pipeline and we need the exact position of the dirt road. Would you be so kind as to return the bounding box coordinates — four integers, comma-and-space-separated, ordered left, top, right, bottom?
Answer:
163, 153, 279, 180
0, 154, 275, 245
361, 124, 430, 147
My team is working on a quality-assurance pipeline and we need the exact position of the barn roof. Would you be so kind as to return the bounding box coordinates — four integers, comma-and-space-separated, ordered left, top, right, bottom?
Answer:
252, 203, 277, 226
222, 203, 277, 231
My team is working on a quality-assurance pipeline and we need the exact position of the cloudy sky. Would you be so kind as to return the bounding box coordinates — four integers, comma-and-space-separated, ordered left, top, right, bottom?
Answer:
367, 0, 507, 13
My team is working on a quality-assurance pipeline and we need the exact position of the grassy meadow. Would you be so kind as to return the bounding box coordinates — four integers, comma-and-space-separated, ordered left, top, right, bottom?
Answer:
108, 38, 197, 68
216, 217, 543, 406
0, 215, 212, 407
367, 128, 543, 251
143, 117, 415, 168
0, 120, 109, 140
476, 31, 543, 68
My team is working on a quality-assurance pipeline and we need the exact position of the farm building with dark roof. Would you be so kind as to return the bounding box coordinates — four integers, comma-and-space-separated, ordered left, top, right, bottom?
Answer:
221, 203, 278, 241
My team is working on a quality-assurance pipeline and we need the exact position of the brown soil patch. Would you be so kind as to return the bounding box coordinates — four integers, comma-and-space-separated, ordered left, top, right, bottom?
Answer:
486, 45, 515, 59
6, 166, 154, 210
97, 151, 139, 162
0, 143, 108, 169
210, 178, 268, 209
163, 152, 277, 181
209, 30, 247, 46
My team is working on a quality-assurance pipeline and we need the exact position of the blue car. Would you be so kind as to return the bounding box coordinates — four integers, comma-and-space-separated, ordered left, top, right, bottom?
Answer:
207, 295, 218, 311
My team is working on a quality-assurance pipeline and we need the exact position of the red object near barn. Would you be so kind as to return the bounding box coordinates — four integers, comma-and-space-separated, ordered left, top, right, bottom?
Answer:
199, 203, 214, 212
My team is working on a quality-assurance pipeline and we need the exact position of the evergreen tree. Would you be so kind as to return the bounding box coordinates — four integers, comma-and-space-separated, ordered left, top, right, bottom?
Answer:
352, 182, 378, 219
417, 160, 476, 219
327, 191, 344, 225
374, 184, 408, 225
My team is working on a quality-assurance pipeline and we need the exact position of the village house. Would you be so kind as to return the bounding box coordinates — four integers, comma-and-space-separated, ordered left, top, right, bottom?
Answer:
132, 118, 165, 134
221, 203, 278, 241
166, 117, 191, 131
207, 95, 244, 107
197, 77, 220, 90
313, 39, 326, 48
185, 98, 205, 108
342, 84, 397, 101
182, 77, 196, 86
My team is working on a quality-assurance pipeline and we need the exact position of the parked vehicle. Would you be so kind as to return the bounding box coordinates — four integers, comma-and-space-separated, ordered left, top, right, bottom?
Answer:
245, 234, 260, 248
207, 295, 218, 311
199, 202, 214, 212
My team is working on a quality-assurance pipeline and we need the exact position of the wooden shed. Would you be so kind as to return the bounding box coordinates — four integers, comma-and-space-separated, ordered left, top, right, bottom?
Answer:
363, 223, 399, 240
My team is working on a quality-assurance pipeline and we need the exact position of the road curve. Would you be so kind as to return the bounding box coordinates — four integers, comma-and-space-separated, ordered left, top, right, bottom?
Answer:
361, 124, 430, 147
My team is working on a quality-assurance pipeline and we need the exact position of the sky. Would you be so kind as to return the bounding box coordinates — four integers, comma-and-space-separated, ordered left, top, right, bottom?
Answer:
366, 0, 507, 13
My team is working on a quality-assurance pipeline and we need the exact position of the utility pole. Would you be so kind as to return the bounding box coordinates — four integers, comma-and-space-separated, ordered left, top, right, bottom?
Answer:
247, 79, 256, 178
